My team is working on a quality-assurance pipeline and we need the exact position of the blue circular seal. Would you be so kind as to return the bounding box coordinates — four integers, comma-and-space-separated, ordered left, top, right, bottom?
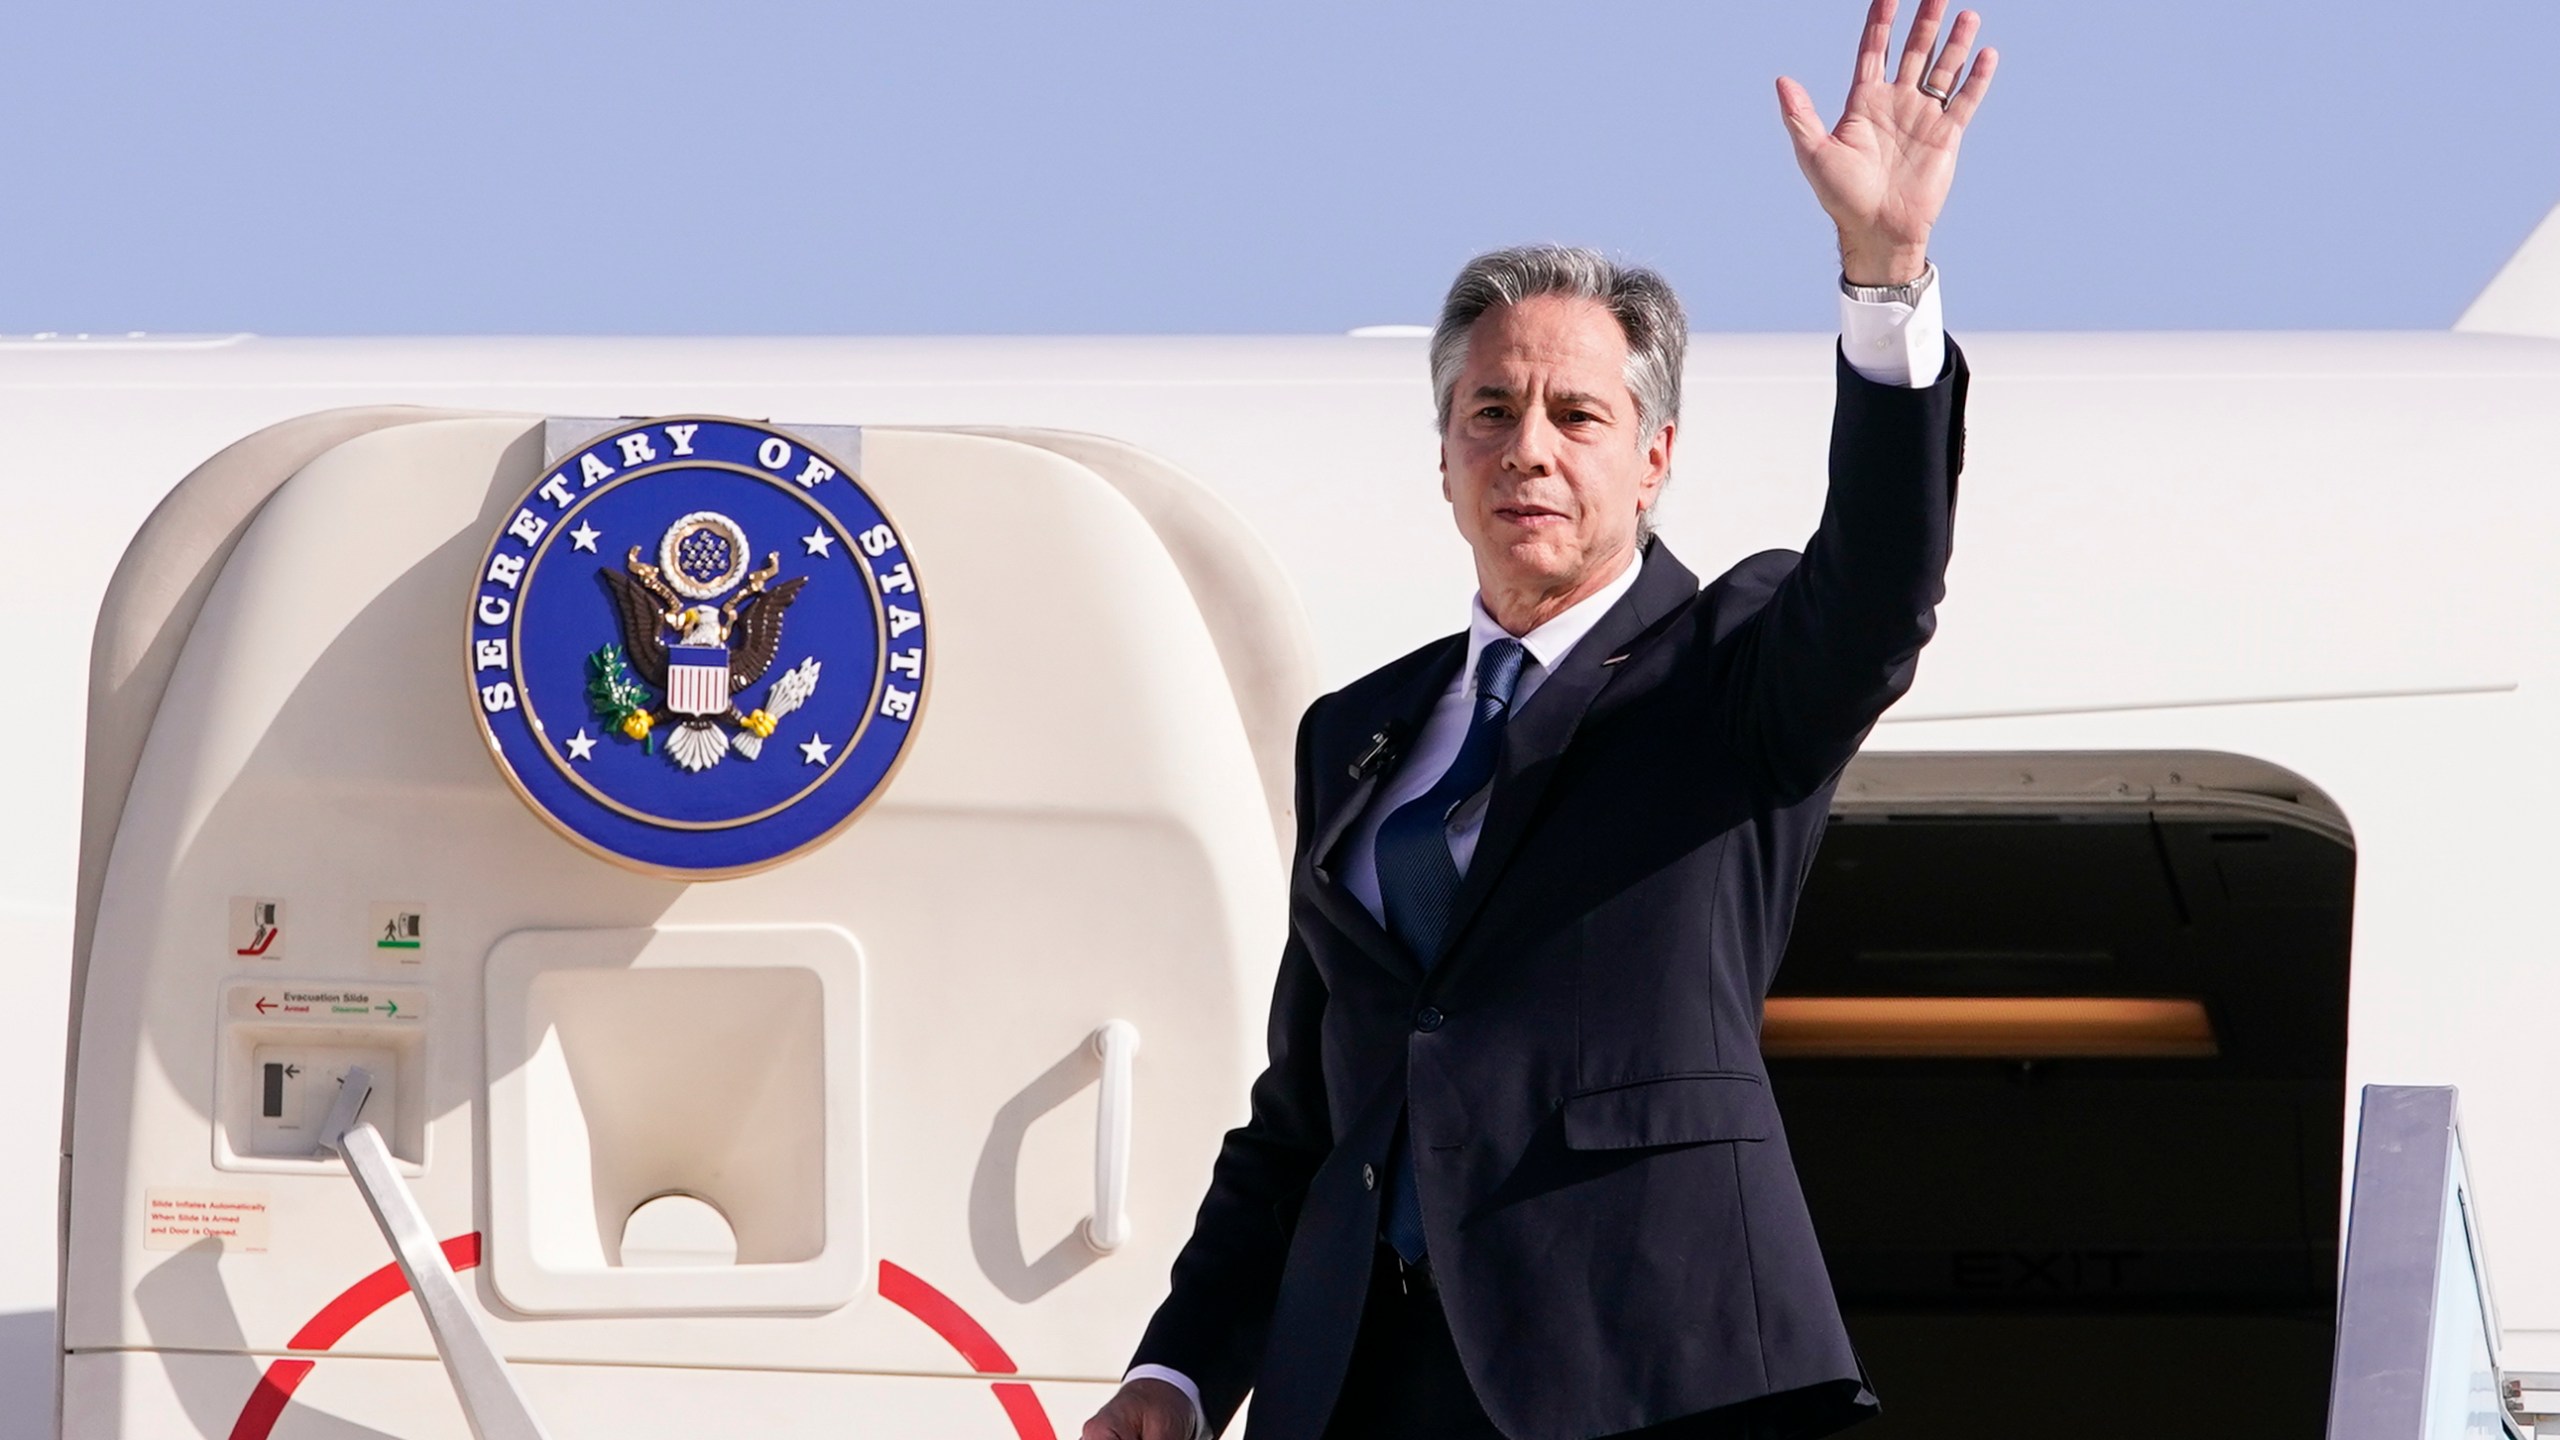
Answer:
467, 417, 929, 877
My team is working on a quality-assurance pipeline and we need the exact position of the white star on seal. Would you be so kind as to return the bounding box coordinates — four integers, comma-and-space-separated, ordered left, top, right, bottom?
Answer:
800, 733, 833, 765
570, 521, 602, 552
802, 529, 835, 557
566, 728, 598, 761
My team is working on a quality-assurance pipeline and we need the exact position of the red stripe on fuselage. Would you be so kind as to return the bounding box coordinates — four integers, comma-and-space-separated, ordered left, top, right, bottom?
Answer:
228, 1241, 1056, 1440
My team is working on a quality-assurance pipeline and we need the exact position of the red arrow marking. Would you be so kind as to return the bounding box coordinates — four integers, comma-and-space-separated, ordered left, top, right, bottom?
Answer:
228, 1242, 1057, 1440
253, 998, 274, 1015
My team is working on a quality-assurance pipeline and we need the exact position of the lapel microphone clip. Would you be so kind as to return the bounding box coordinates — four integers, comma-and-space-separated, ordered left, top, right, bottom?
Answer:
1350, 724, 1404, 781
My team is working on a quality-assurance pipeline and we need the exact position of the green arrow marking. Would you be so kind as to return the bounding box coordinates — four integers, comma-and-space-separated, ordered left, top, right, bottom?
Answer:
376, 1001, 399, 1016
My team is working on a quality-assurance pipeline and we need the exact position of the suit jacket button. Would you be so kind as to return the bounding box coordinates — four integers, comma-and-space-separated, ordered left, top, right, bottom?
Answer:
1414, 1006, 1444, 1033
1362, 1163, 1376, 1191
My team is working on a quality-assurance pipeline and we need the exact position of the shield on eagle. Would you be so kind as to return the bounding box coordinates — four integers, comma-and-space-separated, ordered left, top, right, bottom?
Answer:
666, 645, 730, 717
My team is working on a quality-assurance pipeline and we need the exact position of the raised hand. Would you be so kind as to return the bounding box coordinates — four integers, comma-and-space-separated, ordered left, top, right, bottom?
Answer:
1777, 0, 1997, 285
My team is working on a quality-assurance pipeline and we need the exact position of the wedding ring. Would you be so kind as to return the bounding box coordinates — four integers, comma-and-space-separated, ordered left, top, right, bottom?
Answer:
1917, 78, 1953, 108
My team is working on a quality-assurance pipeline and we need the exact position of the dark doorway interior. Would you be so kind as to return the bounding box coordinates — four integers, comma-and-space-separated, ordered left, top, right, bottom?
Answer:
1773, 755, 2353, 1439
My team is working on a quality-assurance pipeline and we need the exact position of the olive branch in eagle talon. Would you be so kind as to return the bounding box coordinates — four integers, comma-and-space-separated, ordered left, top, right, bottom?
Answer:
586, 645, 658, 753
592, 546, 819, 772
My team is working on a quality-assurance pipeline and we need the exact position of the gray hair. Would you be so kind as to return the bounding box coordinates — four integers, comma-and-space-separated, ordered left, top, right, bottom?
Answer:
1429, 245, 1688, 541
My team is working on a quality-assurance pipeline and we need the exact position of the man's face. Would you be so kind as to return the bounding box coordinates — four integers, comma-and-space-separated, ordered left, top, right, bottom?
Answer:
1441, 294, 1672, 620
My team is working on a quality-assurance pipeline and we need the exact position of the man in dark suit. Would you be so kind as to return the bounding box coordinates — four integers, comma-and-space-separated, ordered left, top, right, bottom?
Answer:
1085, 3, 1995, 1435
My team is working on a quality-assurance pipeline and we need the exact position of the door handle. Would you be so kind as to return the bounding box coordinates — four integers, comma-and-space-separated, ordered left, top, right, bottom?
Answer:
1081, 1020, 1140, 1254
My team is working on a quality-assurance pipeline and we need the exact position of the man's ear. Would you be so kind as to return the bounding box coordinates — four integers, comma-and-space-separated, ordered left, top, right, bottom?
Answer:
1640, 422, 1676, 507
1439, 441, 1451, 502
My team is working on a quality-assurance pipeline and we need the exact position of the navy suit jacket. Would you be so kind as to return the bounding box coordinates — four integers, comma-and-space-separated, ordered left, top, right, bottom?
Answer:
1133, 343, 1969, 1440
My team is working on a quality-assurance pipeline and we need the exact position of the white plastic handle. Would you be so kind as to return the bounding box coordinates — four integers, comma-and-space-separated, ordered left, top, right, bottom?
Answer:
1082, 1020, 1141, 1254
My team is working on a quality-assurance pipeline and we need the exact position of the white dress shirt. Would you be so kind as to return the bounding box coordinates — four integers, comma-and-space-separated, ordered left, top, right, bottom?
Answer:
1121, 269, 1946, 1434
1839, 261, 1944, 387
1336, 556, 1642, 922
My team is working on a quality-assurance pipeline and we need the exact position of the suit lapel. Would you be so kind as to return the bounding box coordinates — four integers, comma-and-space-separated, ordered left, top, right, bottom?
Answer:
1434, 547, 1699, 969
1305, 636, 1466, 984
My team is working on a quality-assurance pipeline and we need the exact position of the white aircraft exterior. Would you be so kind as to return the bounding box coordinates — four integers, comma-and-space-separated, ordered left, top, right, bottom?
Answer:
4, 205, 2558, 1437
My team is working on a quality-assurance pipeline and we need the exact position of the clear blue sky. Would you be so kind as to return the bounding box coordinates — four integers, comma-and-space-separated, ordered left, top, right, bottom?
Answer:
4, 0, 2552, 335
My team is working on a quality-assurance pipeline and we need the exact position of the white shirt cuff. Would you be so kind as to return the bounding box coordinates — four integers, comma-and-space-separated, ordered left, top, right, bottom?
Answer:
1838, 262, 1946, 388
1124, 1365, 1209, 1437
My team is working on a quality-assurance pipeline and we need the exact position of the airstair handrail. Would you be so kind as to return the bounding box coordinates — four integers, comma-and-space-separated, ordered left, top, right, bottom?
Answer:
2327, 1084, 2524, 1439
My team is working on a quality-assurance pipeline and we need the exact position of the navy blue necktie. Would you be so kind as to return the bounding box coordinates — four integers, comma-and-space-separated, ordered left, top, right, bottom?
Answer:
1376, 637, 1527, 1261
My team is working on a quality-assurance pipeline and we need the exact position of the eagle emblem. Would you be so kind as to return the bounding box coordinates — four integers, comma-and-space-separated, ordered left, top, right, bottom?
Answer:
469, 416, 928, 877
589, 510, 819, 772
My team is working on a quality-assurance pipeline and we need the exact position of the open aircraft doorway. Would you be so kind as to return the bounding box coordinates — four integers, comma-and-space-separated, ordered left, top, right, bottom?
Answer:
1773, 752, 2353, 1439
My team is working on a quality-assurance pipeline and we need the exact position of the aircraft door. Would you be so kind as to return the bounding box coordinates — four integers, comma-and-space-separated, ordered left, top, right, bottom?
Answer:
60, 412, 1302, 1437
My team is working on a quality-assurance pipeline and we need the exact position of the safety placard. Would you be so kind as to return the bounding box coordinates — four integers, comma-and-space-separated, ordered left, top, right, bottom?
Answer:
368, 901, 425, 960
228, 896, 286, 960
227, 982, 428, 1024
144, 1186, 271, 1252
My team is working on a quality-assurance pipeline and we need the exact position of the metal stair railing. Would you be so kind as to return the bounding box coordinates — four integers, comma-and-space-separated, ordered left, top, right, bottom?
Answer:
2328, 1084, 2525, 1440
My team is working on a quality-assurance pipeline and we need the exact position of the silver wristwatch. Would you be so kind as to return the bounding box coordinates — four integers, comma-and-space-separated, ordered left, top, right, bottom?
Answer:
1839, 265, 1934, 306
